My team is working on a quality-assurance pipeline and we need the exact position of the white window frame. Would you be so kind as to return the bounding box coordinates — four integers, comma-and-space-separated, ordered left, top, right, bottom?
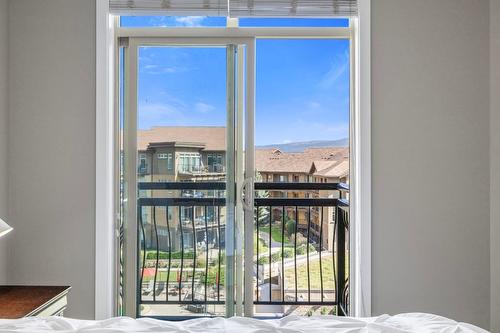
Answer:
167, 153, 173, 170
95, 0, 116, 320
178, 152, 202, 172
157, 153, 173, 170
95, 0, 371, 319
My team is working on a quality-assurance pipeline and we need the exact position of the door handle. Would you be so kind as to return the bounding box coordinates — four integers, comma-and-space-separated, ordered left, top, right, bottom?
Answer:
240, 177, 253, 211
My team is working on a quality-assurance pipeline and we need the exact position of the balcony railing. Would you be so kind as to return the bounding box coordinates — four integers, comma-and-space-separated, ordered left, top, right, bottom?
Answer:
137, 181, 349, 317
178, 165, 226, 175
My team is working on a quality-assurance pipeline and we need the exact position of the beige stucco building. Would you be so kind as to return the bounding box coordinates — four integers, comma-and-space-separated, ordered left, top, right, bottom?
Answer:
137, 126, 349, 252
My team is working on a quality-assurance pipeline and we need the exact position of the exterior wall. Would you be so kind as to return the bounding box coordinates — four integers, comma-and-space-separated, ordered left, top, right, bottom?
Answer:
0, 0, 8, 284
7, 0, 96, 319
372, 0, 490, 328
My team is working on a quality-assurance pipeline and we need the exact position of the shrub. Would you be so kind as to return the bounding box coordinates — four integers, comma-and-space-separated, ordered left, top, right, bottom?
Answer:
258, 256, 269, 265
286, 219, 296, 236
271, 252, 281, 262
283, 248, 294, 258
196, 258, 206, 268
145, 251, 194, 260
296, 233, 308, 246
295, 244, 315, 255
296, 244, 306, 255
290, 233, 307, 246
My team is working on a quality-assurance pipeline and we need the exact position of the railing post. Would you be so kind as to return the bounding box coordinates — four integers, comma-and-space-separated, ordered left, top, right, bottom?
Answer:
336, 206, 346, 316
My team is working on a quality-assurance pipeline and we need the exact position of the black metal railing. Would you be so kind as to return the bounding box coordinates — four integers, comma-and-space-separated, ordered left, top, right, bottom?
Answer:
137, 181, 349, 316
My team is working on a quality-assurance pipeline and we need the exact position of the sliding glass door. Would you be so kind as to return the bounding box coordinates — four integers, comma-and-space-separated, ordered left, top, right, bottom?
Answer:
118, 26, 352, 320
121, 38, 255, 318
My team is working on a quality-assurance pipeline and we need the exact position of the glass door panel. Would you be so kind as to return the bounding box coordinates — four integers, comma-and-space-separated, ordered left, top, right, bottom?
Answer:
252, 39, 350, 317
122, 39, 252, 319
136, 45, 229, 318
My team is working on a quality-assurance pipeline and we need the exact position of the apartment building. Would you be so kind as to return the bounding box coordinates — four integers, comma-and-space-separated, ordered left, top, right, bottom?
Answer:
137, 126, 348, 252
137, 127, 227, 251
137, 126, 227, 183
256, 147, 349, 250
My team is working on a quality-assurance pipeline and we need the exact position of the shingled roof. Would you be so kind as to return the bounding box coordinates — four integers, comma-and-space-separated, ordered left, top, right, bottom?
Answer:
256, 147, 349, 177
311, 159, 349, 178
137, 126, 349, 178
137, 126, 226, 151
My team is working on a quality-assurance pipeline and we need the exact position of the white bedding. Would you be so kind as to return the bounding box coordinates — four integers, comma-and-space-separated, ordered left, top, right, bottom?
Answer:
0, 313, 489, 333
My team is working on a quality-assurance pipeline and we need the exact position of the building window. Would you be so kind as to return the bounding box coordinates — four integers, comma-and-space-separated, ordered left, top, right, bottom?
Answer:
207, 153, 223, 172
138, 154, 147, 174
167, 154, 173, 170
179, 153, 201, 172
157, 153, 173, 171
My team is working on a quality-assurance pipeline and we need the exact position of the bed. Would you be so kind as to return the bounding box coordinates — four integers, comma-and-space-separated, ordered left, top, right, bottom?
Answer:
0, 313, 489, 333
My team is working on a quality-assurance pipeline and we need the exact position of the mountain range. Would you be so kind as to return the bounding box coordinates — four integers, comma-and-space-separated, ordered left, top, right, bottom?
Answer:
256, 138, 349, 152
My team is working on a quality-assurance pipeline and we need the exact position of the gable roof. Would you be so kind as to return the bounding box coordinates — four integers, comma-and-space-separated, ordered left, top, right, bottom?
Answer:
311, 159, 349, 178
136, 126, 349, 178
256, 146, 349, 176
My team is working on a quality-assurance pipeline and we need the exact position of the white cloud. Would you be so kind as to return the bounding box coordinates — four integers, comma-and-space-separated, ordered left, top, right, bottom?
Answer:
159, 92, 187, 108
307, 101, 321, 109
138, 103, 186, 129
175, 16, 206, 27
141, 64, 179, 75
148, 17, 169, 27
319, 50, 349, 89
195, 102, 216, 113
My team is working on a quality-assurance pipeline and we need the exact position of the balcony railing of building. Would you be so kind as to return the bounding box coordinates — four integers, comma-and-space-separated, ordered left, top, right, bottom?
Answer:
137, 181, 349, 317
178, 164, 226, 175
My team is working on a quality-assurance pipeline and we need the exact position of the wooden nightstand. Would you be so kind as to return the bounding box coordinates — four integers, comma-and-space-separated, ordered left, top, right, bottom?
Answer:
0, 286, 71, 318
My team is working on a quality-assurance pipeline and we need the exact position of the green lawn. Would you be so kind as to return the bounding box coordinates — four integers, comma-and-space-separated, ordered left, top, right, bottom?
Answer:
284, 258, 335, 290
269, 224, 293, 245
284, 255, 349, 291
254, 233, 268, 253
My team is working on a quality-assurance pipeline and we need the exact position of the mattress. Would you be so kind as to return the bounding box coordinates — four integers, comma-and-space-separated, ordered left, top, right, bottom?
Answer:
0, 313, 489, 333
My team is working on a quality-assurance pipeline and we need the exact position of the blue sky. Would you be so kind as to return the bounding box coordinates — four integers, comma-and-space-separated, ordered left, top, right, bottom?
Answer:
122, 17, 350, 146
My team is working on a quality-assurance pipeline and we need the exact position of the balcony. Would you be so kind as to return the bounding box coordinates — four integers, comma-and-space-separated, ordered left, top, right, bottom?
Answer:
178, 164, 226, 176
136, 182, 349, 318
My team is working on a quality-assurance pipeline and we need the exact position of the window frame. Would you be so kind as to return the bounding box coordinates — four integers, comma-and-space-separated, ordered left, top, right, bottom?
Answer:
95, 1, 371, 319
157, 152, 174, 171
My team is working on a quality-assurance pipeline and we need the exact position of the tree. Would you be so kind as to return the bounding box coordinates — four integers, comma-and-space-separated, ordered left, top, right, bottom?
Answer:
286, 217, 296, 236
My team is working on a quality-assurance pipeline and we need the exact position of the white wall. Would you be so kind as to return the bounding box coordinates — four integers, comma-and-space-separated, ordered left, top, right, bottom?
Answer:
0, 0, 8, 284
7, 0, 96, 318
371, 0, 490, 329
490, 0, 500, 331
